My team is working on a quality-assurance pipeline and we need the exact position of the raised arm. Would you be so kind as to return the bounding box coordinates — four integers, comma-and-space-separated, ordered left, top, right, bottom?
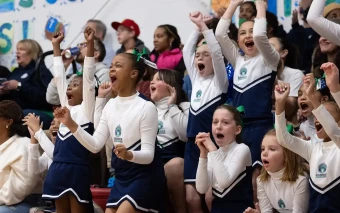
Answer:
215, 1, 242, 68
202, 29, 228, 91
210, 145, 251, 190
275, 83, 313, 161
292, 177, 309, 213
322, 62, 340, 106
307, 0, 340, 46
81, 27, 97, 123
169, 102, 190, 142
313, 104, 340, 148
95, 82, 112, 128
182, 29, 200, 81
46, 78, 61, 105
55, 104, 110, 153
28, 144, 49, 175
129, 102, 158, 164
253, 1, 280, 71
257, 179, 274, 213
51, 32, 69, 108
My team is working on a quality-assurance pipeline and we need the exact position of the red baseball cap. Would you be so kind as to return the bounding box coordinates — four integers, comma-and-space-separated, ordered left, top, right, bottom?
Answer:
111, 19, 140, 37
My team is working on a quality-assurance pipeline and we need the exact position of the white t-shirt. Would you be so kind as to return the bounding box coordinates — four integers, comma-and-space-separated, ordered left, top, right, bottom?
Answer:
278, 66, 304, 97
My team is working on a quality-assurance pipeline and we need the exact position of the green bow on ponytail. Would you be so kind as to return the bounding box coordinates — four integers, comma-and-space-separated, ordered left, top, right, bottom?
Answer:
132, 47, 148, 62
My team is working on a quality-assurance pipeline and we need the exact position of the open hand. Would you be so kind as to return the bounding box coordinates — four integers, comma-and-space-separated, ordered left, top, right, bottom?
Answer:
274, 82, 290, 103
304, 74, 316, 100
52, 31, 64, 45
98, 82, 112, 98
255, 0, 268, 10
84, 26, 95, 42
321, 62, 340, 93
2, 80, 18, 91
167, 84, 177, 105
22, 113, 42, 134
229, 0, 244, 7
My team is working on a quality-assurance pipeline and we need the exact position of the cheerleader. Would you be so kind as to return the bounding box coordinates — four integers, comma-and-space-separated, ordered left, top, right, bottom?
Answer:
216, 0, 280, 201
244, 129, 309, 213
275, 78, 340, 212
42, 27, 97, 213
196, 105, 253, 212
53, 51, 166, 213
150, 68, 189, 212
182, 11, 228, 212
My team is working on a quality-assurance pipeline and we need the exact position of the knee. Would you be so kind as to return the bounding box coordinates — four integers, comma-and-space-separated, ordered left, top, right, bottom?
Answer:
164, 158, 184, 179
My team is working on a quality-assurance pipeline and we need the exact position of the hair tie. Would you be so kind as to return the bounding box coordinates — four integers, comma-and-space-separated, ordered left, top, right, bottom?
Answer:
76, 70, 83, 76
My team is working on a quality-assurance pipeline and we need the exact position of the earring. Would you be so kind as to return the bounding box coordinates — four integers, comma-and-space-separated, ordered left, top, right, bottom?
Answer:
6, 125, 8, 129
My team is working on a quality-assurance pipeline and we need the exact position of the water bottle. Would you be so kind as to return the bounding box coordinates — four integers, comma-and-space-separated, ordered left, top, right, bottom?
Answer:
64, 47, 80, 59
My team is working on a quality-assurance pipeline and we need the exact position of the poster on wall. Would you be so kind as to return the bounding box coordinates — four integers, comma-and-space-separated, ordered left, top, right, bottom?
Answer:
0, 0, 107, 70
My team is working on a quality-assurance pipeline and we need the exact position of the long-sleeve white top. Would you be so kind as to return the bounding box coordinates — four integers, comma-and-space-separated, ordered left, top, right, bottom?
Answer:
0, 136, 39, 205
73, 93, 158, 164
28, 143, 52, 175
307, 0, 340, 46
196, 142, 252, 197
257, 169, 309, 213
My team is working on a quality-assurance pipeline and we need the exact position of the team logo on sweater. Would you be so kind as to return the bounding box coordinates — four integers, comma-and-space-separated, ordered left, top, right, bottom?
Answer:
316, 163, 327, 178
114, 125, 122, 143
194, 90, 202, 102
238, 67, 247, 80
158, 121, 165, 134
278, 199, 285, 209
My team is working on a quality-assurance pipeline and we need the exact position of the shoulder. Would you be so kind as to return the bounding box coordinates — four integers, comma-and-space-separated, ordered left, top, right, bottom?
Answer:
179, 102, 190, 110
294, 175, 309, 190
235, 143, 251, 153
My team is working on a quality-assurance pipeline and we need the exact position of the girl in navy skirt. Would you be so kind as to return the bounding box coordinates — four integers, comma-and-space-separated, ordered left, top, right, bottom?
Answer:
196, 105, 253, 213
42, 27, 97, 213
150, 68, 189, 212
182, 11, 228, 212
53, 50, 166, 213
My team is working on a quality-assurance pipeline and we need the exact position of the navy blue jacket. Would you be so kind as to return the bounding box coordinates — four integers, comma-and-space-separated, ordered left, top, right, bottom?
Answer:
1, 60, 53, 110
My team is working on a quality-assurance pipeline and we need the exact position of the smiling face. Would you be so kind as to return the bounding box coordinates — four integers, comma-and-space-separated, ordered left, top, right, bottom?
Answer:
66, 76, 83, 106
212, 108, 241, 147
195, 40, 214, 77
238, 21, 258, 57
150, 72, 170, 102
49, 118, 60, 144
261, 134, 285, 173
239, 2, 256, 20
16, 42, 32, 67
314, 102, 340, 141
319, 37, 338, 54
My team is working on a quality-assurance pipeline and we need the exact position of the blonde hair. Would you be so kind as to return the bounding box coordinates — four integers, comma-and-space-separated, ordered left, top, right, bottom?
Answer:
259, 129, 308, 182
17, 39, 43, 61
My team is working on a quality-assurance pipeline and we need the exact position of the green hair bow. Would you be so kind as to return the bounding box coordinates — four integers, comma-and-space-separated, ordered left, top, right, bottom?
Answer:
224, 104, 245, 126
132, 47, 148, 62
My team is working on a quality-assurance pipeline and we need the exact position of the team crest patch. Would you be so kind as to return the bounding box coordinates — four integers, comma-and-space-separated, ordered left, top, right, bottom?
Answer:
238, 67, 247, 80
158, 120, 165, 134
194, 90, 202, 102
114, 125, 122, 143
316, 163, 327, 178
278, 199, 285, 209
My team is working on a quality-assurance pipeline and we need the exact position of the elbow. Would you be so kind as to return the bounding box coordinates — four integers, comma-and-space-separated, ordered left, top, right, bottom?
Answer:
141, 154, 154, 165
306, 14, 315, 26
215, 32, 224, 44
90, 147, 102, 154
196, 183, 209, 194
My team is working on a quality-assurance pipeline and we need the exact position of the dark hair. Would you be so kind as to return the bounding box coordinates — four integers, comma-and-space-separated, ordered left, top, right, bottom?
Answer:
266, 11, 279, 37
157, 24, 181, 50
87, 19, 107, 40
214, 105, 243, 143
141, 54, 156, 81
94, 37, 106, 62
274, 36, 300, 69
122, 53, 147, 86
241, 1, 257, 17
157, 69, 188, 105
0, 100, 26, 137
